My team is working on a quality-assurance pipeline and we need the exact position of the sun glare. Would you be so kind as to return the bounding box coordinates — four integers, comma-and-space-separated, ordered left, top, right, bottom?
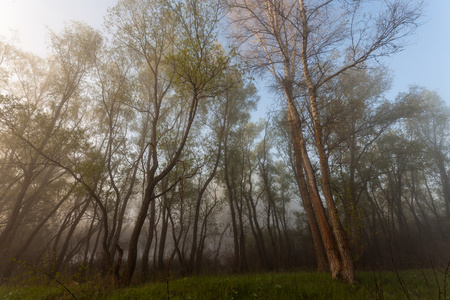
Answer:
0, 1, 20, 38
0, 0, 48, 55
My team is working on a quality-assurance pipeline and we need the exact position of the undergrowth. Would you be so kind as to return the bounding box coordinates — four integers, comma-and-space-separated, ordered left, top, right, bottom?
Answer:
0, 269, 446, 299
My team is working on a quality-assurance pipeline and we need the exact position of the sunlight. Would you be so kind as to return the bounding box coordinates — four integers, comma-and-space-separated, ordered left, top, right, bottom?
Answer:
0, 0, 110, 56
0, 0, 48, 55
0, 1, 21, 39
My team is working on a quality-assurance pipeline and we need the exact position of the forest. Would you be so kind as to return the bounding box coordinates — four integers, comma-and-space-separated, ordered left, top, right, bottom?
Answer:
0, 0, 447, 289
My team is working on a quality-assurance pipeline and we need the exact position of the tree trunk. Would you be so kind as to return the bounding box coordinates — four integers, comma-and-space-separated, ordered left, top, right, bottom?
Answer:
53, 200, 90, 275
141, 198, 156, 281
286, 96, 342, 279
297, 1, 354, 283
158, 200, 170, 271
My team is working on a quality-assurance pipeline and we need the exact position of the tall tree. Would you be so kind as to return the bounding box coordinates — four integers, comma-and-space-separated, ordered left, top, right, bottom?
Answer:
215, 71, 258, 272
0, 23, 105, 280
402, 87, 450, 217
226, 0, 421, 283
106, 0, 230, 285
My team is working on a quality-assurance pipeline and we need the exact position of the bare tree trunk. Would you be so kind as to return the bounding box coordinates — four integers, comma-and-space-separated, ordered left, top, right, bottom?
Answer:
89, 222, 102, 271
223, 138, 240, 273
141, 198, 156, 280
237, 197, 249, 273
158, 200, 170, 271
286, 96, 342, 280
1, 184, 76, 280
298, 0, 354, 283
280, 192, 294, 268
266, 200, 280, 271
119, 90, 200, 286
227, 190, 240, 273
168, 201, 187, 273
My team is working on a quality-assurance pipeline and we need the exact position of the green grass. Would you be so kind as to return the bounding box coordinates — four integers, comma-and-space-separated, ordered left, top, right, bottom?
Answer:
0, 270, 447, 299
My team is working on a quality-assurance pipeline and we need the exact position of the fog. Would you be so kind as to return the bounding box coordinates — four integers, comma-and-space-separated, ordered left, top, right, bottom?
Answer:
0, 0, 448, 287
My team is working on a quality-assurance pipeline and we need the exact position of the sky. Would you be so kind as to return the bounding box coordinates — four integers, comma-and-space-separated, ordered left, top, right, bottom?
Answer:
0, 0, 449, 116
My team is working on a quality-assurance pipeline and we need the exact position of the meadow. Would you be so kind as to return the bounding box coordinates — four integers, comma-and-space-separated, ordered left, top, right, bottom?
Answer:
0, 269, 447, 299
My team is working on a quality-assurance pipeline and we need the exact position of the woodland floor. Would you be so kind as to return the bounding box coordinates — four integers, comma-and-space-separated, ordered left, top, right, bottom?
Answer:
0, 269, 447, 299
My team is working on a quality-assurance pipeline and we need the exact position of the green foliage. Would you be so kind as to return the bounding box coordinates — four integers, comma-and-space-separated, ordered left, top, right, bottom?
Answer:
166, 0, 230, 98
49, 21, 102, 75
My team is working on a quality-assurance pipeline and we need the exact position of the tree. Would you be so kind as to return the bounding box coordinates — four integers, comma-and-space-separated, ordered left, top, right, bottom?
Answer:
184, 68, 252, 274
226, 0, 421, 283
0, 23, 105, 280
402, 87, 450, 217
106, 0, 231, 285
272, 112, 328, 271
323, 66, 397, 259
220, 80, 259, 273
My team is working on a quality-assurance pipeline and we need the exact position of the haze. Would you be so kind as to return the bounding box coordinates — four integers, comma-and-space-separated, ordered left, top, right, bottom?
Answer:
0, 0, 449, 296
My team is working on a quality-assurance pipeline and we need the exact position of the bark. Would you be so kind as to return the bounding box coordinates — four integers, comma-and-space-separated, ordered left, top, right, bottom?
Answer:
158, 201, 170, 270
286, 96, 342, 279
260, 158, 281, 270
237, 208, 249, 272
141, 198, 156, 280
298, 0, 355, 282
195, 197, 218, 273
88, 221, 102, 270
168, 202, 187, 272
299, 177, 329, 272
0, 169, 35, 251
280, 193, 293, 267
223, 136, 240, 273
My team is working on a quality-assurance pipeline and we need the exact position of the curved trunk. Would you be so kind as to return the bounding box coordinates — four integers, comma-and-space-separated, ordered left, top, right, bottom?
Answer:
286, 97, 341, 278
290, 152, 328, 272
298, 0, 354, 283
119, 183, 155, 285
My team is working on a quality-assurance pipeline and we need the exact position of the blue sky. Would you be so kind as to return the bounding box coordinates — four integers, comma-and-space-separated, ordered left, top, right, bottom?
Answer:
386, 0, 450, 103
0, 0, 448, 116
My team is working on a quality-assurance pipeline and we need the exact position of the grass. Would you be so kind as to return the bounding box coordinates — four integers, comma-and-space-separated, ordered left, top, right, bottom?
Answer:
0, 269, 446, 299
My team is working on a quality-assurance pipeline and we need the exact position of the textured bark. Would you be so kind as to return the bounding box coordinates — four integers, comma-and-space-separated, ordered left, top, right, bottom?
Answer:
290, 148, 328, 272
298, 0, 354, 283
286, 97, 341, 279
